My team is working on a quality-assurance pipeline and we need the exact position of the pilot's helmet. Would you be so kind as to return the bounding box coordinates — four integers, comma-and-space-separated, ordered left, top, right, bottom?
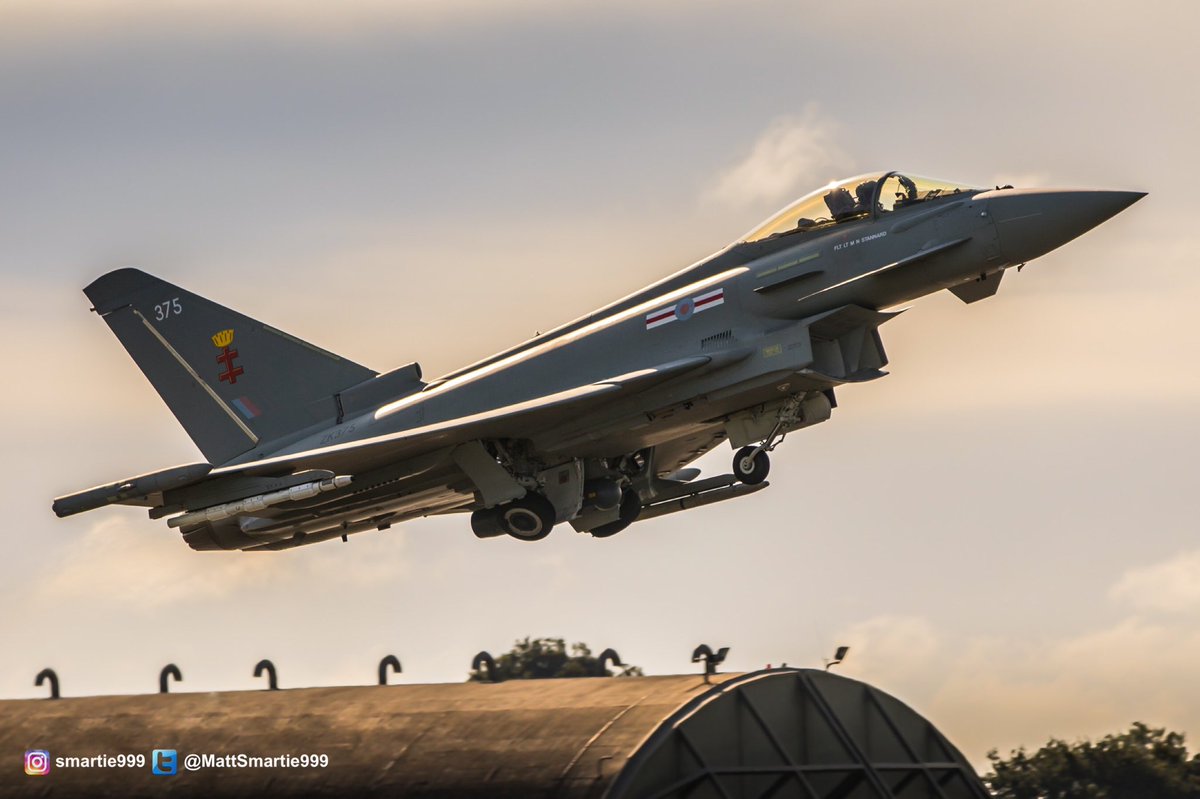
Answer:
854, 181, 876, 208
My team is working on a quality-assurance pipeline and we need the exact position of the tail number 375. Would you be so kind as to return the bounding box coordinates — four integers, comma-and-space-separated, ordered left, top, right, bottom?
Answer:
155, 297, 183, 321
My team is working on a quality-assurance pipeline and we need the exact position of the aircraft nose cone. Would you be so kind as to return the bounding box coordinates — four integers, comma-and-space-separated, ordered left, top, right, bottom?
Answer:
979, 188, 1146, 264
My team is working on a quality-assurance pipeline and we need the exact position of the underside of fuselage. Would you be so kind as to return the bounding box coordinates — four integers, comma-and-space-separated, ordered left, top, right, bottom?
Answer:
180, 322, 867, 550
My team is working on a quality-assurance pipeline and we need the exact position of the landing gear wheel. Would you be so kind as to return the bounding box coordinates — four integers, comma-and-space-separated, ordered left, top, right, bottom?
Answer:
591, 489, 642, 539
498, 494, 556, 541
470, 507, 505, 539
733, 446, 770, 485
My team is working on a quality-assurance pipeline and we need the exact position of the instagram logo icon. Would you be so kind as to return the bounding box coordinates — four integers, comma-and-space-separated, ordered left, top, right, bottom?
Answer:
24, 750, 50, 776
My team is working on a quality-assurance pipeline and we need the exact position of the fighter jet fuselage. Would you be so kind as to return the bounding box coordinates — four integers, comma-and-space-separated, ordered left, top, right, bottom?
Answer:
53, 171, 1144, 550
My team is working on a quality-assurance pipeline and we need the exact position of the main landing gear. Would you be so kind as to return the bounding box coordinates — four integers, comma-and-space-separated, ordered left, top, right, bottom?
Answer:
470, 494, 557, 542
589, 489, 642, 538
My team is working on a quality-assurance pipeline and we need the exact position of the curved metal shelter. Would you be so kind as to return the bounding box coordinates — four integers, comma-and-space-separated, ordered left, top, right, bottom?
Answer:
611, 669, 987, 799
0, 668, 986, 798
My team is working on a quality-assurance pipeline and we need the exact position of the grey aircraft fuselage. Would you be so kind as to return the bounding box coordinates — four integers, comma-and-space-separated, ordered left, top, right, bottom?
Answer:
53, 171, 1145, 551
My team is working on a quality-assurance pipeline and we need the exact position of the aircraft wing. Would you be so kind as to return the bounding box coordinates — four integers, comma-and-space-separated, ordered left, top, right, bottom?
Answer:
210, 355, 714, 479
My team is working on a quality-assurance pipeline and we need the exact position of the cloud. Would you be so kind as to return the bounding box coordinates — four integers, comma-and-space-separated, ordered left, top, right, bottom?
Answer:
35, 514, 405, 612
1109, 549, 1200, 613
822, 600, 1200, 769
704, 107, 853, 209
825, 610, 1200, 770
932, 616, 1200, 767
1, 0, 702, 46
831, 615, 945, 698
37, 516, 269, 607
2, 0, 549, 38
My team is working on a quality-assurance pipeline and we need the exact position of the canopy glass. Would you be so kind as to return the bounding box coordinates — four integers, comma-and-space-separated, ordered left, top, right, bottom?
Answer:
741, 172, 979, 243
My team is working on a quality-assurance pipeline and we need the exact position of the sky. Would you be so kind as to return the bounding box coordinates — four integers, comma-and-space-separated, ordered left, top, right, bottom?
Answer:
2, 0, 1198, 771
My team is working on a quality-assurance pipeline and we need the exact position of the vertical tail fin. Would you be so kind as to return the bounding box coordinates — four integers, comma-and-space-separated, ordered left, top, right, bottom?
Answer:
84, 268, 376, 465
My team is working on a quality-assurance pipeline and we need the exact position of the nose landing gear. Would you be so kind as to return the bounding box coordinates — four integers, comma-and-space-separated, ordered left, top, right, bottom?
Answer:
730, 395, 805, 485
733, 446, 771, 485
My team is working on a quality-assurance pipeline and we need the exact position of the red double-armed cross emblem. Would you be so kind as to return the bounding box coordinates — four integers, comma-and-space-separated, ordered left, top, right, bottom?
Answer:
216, 346, 244, 384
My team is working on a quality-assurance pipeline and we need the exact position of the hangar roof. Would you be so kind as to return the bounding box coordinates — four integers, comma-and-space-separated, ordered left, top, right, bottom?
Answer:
0, 669, 987, 798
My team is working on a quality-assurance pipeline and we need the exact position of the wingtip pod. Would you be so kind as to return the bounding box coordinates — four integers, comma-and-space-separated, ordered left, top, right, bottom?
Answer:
52, 462, 213, 518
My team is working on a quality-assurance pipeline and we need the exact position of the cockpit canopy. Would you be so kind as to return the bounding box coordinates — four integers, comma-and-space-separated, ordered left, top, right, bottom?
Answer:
741, 172, 979, 243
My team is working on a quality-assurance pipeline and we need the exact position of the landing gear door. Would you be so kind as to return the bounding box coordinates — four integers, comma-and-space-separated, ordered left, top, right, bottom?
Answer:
538, 460, 584, 523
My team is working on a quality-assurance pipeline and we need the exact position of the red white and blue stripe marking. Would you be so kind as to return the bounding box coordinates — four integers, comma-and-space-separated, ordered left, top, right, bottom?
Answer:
645, 288, 724, 330
231, 396, 262, 420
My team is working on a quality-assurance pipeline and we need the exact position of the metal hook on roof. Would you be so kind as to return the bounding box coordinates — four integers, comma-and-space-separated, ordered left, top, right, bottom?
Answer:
598, 648, 623, 676
691, 644, 729, 684
472, 651, 497, 682
253, 659, 278, 691
35, 668, 59, 700
379, 655, 402, 686
159, 664, 182, 694
824, 645, 850, 671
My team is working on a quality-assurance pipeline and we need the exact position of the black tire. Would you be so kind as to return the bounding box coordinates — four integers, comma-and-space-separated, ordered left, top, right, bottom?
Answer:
591, 489, 642, 539
733, 446, 770, 485
498, 494, 556, 541
470, 507, 505, 539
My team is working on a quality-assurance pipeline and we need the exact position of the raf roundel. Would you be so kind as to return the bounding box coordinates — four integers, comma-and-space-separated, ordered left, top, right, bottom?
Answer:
645, 287, 724, 330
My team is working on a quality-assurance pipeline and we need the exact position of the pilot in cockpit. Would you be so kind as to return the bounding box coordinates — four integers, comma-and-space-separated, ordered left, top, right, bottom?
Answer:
823, 180, 878, 221
853, 181, 878, 215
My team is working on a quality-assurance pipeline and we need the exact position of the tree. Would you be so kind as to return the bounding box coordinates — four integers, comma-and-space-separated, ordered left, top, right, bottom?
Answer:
986, 722, 1200, 798
468, 637, 643, 681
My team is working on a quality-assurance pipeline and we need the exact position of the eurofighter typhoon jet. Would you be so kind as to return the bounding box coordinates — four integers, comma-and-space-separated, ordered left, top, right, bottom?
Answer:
53, 172, 1144, 551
